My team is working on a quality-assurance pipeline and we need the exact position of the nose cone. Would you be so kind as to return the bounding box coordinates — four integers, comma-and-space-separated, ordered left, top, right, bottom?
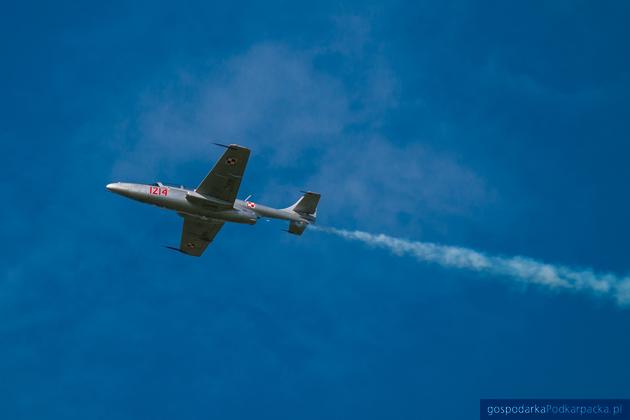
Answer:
106, 182, 124, 194
106, 182, 143, 201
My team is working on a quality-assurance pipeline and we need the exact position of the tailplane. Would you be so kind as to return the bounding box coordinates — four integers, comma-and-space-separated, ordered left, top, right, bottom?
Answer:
287, 220, 309, 235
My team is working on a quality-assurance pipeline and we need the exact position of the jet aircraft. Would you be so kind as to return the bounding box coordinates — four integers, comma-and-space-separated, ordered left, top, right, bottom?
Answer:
106, 144, 320, 256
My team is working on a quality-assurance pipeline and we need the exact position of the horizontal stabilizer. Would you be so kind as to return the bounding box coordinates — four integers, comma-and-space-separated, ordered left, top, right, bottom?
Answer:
287, 220, 308, 236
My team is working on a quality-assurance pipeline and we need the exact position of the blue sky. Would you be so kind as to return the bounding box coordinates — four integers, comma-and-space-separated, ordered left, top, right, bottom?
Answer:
2, 1, 630, 418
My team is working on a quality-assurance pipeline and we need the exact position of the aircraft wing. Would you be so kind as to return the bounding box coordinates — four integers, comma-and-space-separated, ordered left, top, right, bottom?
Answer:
178, 216, 224, 257
195, 144, 250, 205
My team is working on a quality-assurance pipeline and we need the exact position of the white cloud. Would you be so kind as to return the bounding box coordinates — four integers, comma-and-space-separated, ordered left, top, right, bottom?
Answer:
112, 35, 490, 229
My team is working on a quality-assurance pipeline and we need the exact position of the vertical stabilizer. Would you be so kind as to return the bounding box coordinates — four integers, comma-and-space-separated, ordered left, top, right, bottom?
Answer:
284, 191, 321, 235
285, 191, 320, 216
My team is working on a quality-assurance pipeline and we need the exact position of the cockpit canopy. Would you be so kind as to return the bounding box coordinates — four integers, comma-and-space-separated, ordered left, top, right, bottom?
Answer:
151, 182, 190, 189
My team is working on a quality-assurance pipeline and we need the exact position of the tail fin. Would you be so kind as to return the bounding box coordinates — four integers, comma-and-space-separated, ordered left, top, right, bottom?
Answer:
285, 191, 321, 216
284, 191, 321, 236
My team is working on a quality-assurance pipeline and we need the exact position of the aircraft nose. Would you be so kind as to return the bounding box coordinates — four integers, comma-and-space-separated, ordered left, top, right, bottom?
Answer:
106, 182, 122, 193
106, 182, 139, 200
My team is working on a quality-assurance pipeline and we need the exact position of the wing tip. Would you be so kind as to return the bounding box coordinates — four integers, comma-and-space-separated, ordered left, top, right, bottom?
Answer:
213, 142, 250, 152
165, 246, 203, 257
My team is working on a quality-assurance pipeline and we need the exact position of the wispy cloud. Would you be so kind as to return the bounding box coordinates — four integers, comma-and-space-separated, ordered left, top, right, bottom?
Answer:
111, 35, 490, 228
314, 226, 630, 306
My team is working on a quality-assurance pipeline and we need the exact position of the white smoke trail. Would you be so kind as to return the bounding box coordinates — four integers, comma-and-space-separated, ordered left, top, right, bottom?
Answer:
313, 226, 630, 307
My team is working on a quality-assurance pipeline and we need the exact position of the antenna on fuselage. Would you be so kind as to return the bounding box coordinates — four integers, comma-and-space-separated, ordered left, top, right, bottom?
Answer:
243, 194, 252, 202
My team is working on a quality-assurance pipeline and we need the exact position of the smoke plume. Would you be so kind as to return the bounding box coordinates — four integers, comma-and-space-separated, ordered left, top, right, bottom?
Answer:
314, 226, 630, 307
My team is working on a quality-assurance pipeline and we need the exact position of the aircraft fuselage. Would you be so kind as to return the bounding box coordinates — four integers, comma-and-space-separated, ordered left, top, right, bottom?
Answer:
106, 182, 309, 225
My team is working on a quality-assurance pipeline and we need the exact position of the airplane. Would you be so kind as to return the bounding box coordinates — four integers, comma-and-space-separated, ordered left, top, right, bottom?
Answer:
106, 144, 320, 256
